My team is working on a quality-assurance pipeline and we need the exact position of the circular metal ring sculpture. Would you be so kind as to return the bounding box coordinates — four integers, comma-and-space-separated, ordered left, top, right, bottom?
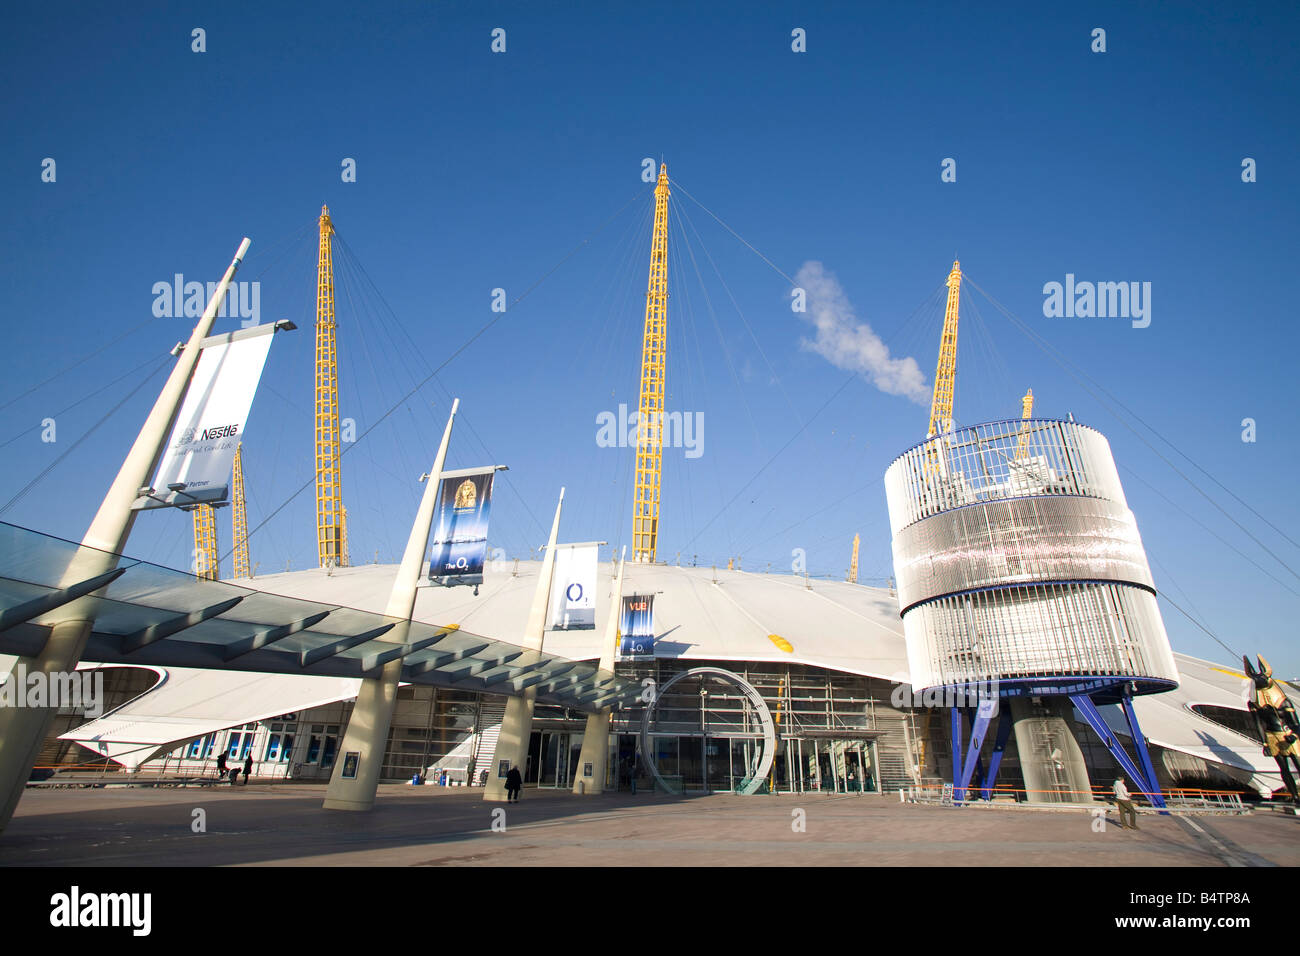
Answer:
637, 667, 776, 795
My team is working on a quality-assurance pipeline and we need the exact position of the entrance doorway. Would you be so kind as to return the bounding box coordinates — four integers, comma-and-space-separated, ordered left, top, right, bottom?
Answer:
778, 737, 879, 793
527, 731, 577, 789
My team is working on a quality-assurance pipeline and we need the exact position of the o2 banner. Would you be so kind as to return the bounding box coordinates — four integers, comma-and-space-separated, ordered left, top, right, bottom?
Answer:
618, 594, 655, 660
547, 544, 597, 629
427, 467, 495, 586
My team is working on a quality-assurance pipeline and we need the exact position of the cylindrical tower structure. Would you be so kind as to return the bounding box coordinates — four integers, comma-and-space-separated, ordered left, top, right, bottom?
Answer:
885, 418, 1178, 703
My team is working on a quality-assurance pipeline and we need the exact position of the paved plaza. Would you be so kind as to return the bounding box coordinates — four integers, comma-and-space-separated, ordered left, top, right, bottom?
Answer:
1, 785, 1296, 866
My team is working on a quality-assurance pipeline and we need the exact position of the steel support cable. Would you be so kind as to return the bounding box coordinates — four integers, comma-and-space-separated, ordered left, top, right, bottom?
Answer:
666, 206, 724, 555
669, 178, 798, 287
965, 274, 1300, 586
0, 355, 171, 516
1118, 462, 1300, 599
331, 243, 409, 563
738, 472, 887, 559
670, 202, 766, 455
1146, 551, 1241, 660
0, 313, 165, 416
245, 218, 318, 283
3, 222, 309, 420
332, 231, 552, 551
671, 178, 971, 564
1157, 589, 1242, 661
0, 350, 171, 451
232, 191, 646, 556
680, 279, 951, 556
594, 201, 655, 549
676, 213, 736, 561
556, 196, 652, 556
675, 197, 805, 429
681, 368, 860, 551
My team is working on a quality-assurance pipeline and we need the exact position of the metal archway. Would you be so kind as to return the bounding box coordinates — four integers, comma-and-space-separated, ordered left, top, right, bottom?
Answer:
637, 667, 776, 795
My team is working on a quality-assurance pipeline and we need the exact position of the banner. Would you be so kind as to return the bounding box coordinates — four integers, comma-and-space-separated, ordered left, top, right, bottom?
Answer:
618, 594, 655, 659
145, 325, 276, 509
547, 544, 597, 629
427, 467, 495, 586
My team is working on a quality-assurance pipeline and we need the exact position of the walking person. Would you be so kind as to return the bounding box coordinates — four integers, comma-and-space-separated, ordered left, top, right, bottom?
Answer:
505, 765, 522, 803
216, 750, 228, 782
1113, 775, 1138, 830
629, 752, 639, 795
243, 753, 253, 786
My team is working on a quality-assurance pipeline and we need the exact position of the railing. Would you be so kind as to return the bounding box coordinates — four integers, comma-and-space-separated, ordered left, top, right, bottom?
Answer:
902, 783, 1250, 813
26, 763, 291, 789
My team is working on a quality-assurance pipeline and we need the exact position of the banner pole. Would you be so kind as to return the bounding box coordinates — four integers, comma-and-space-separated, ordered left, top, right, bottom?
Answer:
573, 546, 626, 795
323, 398, 459, 812
0, 239, 252, 834
484, 487, 565, 802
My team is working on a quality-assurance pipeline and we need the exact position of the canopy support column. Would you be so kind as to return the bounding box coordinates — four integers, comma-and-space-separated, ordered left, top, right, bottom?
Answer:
323, 400, 458, 812
484, 489, 565, 802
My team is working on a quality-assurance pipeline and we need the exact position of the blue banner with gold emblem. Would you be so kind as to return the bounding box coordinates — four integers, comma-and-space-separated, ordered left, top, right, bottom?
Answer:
427, 467, 495, 586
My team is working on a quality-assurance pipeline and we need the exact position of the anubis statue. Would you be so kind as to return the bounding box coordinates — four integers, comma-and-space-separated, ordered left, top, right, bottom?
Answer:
1244, 655, 1300, 801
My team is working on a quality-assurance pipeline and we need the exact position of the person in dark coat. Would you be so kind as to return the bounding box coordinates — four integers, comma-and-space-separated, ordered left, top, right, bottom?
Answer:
505, 766, 523, 803
242, 754, 253, 786
216, 750, 228, 780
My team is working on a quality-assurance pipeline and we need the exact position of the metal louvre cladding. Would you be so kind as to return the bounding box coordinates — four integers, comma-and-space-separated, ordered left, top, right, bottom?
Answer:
885, 419, 1178, 693
893, 495, 1155, 611
885, 419, 1128, 533
902, 581, 1177, 690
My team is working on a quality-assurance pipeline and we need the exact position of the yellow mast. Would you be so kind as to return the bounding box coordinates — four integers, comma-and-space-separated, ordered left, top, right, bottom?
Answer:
1015, 388, 1034, 460
848, 533, 860, 584
315, 205, 347, 568
632, 164, 670, 563
926, 260, 962, 439
232, 442, 251, 579
192, 504, 218, 581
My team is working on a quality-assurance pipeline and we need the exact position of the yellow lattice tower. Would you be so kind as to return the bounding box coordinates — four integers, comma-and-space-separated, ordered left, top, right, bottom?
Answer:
340, 504, 351, 568
1015, 388, 1034, 461
231, 442, 251, 579
192, 504, 218, 581
315, 205, 347, 568
632, 164, 670, 563
926, 260, 962, 440
848, 533, 860, 583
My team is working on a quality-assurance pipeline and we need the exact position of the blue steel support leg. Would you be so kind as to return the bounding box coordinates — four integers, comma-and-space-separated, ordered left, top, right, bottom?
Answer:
1119, 694, 1168, 811
950, 707, 963, 801
957, 707, 993, 803
981, 707, 1014, 800
1070, 694, 1155, 808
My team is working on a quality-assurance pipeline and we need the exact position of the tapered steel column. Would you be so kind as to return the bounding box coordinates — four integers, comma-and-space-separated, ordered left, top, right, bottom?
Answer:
0, 239, 251, 834
483, 489, 564, 801
573, 548, 626, 794
323, 400, 459, 811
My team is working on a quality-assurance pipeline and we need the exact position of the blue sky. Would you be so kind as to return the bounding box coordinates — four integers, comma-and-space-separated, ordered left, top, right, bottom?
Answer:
2, 1, 1298, 674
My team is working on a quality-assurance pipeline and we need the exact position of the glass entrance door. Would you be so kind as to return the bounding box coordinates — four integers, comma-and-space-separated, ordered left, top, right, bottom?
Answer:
536, 732, 573, 788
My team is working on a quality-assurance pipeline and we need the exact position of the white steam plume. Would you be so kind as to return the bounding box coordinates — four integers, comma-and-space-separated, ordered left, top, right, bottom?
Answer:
794, 261, 929, 405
